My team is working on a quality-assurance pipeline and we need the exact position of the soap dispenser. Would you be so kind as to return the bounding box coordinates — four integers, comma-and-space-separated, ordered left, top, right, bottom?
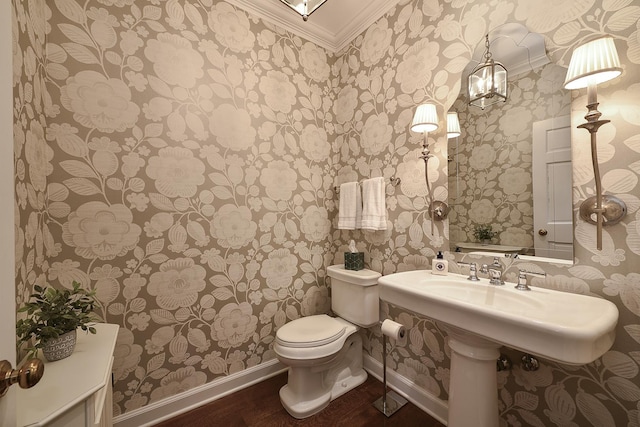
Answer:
432, 251, 449, 275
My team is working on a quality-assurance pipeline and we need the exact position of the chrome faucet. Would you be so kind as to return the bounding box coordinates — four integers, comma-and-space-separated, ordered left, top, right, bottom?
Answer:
457, 262, 480, 281
487, 257, 505, 286
515, 269, 546, 291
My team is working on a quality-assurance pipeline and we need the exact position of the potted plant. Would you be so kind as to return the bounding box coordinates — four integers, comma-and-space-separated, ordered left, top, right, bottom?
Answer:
473, 224, 496, 245
17, 281, 97, 361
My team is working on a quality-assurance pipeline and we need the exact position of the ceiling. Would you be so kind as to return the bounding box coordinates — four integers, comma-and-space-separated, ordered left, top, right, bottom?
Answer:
224, 0, 402, 53
465, 23, 550, 78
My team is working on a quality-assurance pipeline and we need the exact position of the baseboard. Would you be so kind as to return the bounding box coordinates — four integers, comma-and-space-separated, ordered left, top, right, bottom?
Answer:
113, 353, 447, 426
113, 359, 288, 427
363, 354, 449, 425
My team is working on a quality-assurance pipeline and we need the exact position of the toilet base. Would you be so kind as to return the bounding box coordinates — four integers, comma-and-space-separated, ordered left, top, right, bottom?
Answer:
279, 368, 368, 419
279, 334, 367, 419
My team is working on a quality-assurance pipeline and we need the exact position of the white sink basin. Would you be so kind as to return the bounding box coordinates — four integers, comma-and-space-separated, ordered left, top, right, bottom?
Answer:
379, 271, 618, 365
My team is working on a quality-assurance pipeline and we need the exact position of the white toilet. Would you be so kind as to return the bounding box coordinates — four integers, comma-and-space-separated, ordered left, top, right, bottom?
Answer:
274, 264, 381, 419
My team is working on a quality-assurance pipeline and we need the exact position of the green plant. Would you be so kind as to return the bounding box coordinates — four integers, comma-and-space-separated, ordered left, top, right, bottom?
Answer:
473, 224, 496, 242
17, 281, 97, 357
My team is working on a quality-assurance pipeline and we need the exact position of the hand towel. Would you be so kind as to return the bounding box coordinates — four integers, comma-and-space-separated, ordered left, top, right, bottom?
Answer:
337, 182, 362, 230
361, 177, 387, 230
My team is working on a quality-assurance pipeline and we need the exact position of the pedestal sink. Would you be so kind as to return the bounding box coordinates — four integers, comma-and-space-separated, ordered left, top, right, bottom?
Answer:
378, 271, 619, 427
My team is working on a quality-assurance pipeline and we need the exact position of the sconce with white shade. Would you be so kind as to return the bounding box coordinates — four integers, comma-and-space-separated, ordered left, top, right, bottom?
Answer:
563, 36, 626, 250
447, 112, 461, 139
410, 104, 450, 232
468, 35, 508, 109
278, 0, 327, 21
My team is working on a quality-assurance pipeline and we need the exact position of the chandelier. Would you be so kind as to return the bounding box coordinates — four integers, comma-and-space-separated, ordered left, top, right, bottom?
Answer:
468, 35, 508, 109
279, 0, 328, 21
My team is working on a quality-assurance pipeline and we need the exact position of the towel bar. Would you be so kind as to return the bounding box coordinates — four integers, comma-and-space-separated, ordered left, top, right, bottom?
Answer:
334, 177, 400, 194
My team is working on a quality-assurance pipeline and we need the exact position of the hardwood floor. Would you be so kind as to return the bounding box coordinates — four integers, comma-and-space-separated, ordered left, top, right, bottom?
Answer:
155, 372, 446, 426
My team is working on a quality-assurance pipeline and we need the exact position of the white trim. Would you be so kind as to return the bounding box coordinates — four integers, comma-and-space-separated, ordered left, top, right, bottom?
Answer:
363, 354, 449, 425
329, 0, 401, 53
112, 353, 447, 426
0, 0, 16, 424
225, 0, 401, 53
113, 359, 288, 427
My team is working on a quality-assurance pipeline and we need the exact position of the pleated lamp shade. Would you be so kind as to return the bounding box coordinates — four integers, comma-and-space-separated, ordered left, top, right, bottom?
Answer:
447, 112, 461, 138
411, 103, 439, 133
564, 37, 622, 90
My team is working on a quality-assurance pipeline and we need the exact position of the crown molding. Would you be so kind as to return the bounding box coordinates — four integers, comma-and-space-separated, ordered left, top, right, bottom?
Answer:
224, 0, 401, 53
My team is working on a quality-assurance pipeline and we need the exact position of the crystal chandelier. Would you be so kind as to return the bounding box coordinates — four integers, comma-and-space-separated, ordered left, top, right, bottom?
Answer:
279, 0, 328, 21
468, 35, 508, 109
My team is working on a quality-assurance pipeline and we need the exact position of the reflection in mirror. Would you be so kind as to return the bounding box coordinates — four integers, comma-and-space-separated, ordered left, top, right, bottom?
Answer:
448, 24, 574, 262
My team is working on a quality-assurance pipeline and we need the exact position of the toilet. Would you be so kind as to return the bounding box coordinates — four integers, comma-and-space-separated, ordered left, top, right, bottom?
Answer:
274, 264, 381, 419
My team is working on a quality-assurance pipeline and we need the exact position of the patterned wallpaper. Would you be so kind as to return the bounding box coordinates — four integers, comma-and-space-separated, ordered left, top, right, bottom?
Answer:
14, 0, 338, 415
448, 62, 572, 251
11, 0, 640, 425
13, 0, 49, 342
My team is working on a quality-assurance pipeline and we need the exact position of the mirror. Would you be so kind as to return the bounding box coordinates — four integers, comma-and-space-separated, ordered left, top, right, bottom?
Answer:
448, 24, 573, 262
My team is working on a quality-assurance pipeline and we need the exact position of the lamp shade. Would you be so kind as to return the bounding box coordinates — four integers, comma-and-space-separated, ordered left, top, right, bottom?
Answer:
279, 0, 327, 21
564, 37, 622, 90
447, 112, 461, 138
411, 103, 439, 133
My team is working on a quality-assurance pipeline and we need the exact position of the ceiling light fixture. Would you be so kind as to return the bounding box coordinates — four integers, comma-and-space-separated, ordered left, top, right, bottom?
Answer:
278, 0, 328, 21
468, 35, 508, 109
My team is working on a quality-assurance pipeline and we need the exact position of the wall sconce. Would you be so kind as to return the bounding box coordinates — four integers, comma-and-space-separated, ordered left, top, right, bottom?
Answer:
411, 103, 450, 232
564, 36, 626, 250
447, 112, 461, 139
468, 35, 508, 109
278, 0, 327, 21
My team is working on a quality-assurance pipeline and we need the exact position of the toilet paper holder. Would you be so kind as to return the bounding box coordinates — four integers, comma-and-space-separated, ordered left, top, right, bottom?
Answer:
373, 319, 408, 417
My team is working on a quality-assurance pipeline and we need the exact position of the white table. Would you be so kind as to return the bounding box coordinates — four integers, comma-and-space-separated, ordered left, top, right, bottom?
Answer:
17, 323, 119, 427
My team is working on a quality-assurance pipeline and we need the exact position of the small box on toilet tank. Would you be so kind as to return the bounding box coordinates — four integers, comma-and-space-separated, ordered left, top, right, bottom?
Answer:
344, 252, 364, 271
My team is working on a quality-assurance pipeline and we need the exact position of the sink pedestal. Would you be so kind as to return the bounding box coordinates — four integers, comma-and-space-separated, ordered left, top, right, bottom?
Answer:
444, 326, 501, 427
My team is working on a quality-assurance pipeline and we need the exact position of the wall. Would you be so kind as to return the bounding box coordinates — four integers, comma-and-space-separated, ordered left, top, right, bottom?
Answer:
338, 1, 640, 425
15, 0, 338, 416
2, 0, 18, 424
449, 62, 571, 250
13, 0, 49, 348
12, 0, 640, 425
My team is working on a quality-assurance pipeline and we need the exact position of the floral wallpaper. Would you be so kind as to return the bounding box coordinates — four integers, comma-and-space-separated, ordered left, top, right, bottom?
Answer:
349, 1, 640, 426
14, 0, 338, 416
11, 0, 640, 426
448, 62, 572, 251
13, 0, 49, 346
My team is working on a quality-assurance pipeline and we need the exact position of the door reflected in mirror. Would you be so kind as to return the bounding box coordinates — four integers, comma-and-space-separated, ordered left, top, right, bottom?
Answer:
448, 26, 573, 262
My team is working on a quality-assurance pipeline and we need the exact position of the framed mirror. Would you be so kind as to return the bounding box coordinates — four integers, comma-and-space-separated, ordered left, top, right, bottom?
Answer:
448, 24, 573, 262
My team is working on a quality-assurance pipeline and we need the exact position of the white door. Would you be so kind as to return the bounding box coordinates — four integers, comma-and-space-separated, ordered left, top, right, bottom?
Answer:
0, 0, 17, 425
532, 115, 573, 260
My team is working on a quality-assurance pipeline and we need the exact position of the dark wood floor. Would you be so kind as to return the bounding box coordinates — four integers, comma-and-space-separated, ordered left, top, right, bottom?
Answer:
156, 372, 445, 426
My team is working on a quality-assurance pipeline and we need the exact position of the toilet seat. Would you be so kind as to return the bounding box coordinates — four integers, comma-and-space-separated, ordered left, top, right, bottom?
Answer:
277, 315, 346, 348
274, 315, 357, 362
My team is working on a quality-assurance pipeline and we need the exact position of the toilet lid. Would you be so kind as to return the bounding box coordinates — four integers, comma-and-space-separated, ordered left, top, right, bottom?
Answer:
276, 315, 346, 348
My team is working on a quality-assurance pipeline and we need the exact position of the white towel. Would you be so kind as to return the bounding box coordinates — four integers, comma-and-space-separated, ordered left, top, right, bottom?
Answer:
337, 182, 362, 230
361, 177, 387, 230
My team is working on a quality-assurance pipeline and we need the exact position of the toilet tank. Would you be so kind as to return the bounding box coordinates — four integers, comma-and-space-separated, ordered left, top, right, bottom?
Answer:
327, 264, 381, 328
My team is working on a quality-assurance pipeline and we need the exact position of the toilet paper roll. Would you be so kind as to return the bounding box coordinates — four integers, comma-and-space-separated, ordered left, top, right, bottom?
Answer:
381, 319, 406, 340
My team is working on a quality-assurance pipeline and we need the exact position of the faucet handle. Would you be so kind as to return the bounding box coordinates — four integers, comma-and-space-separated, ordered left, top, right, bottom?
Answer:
457, 262, 480, 281
515, 269, 546, 291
